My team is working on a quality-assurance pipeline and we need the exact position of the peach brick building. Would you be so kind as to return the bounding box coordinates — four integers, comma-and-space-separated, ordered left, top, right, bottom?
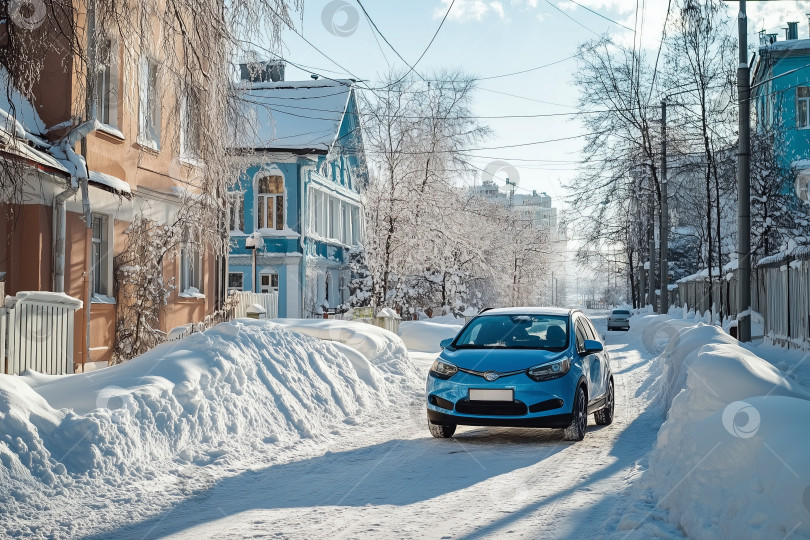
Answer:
0, 5, 221, 369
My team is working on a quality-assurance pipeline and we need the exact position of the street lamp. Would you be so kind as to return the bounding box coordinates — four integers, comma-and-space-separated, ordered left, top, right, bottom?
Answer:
245, 232, 265, 293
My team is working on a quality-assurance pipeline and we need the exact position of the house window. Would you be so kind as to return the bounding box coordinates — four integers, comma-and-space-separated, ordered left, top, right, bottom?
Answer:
257, 175, 284, 230
227, 272, 243, 293
228, 192, 244, 233
180, 87, 201, 158
138, 56, 161, 149
94, 38, 118, 128
328, 198, 337, 239
798, 87, 810, 128
351, 206, 360, 244
91, 215, 106, 295
260, 272, 279, 293
180, 245, 201, 292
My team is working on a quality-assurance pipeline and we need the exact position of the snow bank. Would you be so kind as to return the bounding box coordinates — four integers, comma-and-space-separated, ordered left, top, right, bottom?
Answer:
0, 320, 418, 536
626, 318, 810, 539
398, 320, 462, 353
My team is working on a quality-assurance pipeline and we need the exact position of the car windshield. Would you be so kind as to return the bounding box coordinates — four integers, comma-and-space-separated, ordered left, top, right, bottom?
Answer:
453, 314, 569, 351
612, 310, 630, 315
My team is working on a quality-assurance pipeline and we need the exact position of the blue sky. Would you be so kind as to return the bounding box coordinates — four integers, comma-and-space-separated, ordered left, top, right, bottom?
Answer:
274, 0, 810, 208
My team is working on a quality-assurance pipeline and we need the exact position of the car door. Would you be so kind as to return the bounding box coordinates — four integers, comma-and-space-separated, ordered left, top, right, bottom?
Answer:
574, 317, 594, 392
583, 317, 607, 399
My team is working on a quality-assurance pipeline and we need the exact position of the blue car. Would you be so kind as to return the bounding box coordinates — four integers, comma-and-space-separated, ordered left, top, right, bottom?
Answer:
426, 307, 614, 441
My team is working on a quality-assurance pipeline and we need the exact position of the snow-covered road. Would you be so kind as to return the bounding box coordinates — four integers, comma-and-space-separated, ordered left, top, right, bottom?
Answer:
101, 315, 668, 539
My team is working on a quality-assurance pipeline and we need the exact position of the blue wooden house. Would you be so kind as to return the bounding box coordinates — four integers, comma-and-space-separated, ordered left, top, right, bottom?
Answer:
227, 70, 367, 317
752, 29, 810, 190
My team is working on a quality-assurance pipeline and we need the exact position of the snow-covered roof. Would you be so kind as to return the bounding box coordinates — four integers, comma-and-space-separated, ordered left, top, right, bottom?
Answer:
762, 39, 810, 53
89, 170, 131, 196
235, 79, 354, 151
0, 67, 46, 136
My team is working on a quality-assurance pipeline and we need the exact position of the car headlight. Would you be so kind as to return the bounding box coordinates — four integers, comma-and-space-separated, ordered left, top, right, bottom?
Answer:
527, 357, 571, 382
429, 359, 458, 380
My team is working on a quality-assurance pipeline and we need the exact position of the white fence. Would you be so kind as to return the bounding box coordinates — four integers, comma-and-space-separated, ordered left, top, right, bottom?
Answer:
230, 291, 279, 319
2, 294, 82, 375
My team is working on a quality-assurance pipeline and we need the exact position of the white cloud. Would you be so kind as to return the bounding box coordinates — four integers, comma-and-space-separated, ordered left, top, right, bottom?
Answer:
436, 0, 508, 21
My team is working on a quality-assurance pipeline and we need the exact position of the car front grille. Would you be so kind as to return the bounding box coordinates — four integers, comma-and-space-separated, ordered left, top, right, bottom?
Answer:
455, 399, 528, 416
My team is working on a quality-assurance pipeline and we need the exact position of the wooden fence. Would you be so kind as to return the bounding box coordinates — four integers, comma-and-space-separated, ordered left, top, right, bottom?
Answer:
230, 291, 279, 319
676, 252, 810, 346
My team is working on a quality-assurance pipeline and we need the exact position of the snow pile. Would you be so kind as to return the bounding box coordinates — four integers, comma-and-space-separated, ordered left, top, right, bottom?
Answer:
624, 320, 810, 539
638, 315, 695, 357
0, 320, 418, 536
398, 320, 462, 353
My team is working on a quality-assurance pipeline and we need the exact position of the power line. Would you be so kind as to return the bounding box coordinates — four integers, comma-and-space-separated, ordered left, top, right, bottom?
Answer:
545, 0, 601, 38
567, 0, 633, 32
240, 94, 643, 119
647, 0, 671, 103
354, 0, 427, 83
391, 0, 456, 85
477, 54, 580, 81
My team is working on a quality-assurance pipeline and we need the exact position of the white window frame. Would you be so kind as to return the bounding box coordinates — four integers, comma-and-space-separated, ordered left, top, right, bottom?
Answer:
259, 271, 279, 293
798, 86, 810, 129
94, 37, 119, 129
227, 272, 243, 293
256, 175, 285, 231
180, 87, 201, 158
138, 55, 161, 150
91, 214, 108, 295
180, 244, 202, 292
227, 192, 245, 233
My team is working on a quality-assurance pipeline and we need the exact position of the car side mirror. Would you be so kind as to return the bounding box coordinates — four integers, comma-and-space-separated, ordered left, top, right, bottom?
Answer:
440, 338, 453, 349
583, 339, 603, 354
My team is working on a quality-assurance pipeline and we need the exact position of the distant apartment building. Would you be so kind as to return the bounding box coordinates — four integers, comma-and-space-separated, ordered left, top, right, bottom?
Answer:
469, 180, 563, 237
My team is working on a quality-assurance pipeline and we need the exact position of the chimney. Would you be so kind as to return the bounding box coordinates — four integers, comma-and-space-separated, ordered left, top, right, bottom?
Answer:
787, 21, 799, 40
239, 60, 285, 83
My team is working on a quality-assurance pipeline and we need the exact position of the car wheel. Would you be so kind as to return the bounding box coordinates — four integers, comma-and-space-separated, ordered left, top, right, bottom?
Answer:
428, 421, 456, 438
594, 378, 615, 426
563, 386, 587, 441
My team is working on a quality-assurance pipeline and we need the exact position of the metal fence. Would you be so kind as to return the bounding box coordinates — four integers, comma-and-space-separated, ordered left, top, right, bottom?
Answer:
230, 291, 279, 319
2, 296, 81, 375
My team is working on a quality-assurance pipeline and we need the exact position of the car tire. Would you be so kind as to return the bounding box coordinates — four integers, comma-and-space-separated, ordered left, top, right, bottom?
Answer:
563, 386, 587, 441
428, 421, 456, 438
594, 378, 615, 426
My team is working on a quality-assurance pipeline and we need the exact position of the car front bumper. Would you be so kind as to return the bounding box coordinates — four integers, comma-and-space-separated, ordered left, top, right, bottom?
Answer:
425, 369, 579, 429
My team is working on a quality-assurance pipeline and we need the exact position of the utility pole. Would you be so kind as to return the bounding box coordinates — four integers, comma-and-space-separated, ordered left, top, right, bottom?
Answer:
506, 178, 516, 207
648, 193, 656, 312
660, 100, 669, 315
737, 0, 752, 342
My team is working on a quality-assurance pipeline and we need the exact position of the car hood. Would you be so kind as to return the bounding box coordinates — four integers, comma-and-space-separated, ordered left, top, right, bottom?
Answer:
439, 347, 569, 373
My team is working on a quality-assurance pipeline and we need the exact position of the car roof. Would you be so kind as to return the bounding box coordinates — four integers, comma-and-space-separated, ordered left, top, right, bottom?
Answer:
477, 307, 575, 317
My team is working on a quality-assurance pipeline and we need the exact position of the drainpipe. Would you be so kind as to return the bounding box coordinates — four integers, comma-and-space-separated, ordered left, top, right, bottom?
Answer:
53, 180, 78, 292
60, 119, 99, 368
